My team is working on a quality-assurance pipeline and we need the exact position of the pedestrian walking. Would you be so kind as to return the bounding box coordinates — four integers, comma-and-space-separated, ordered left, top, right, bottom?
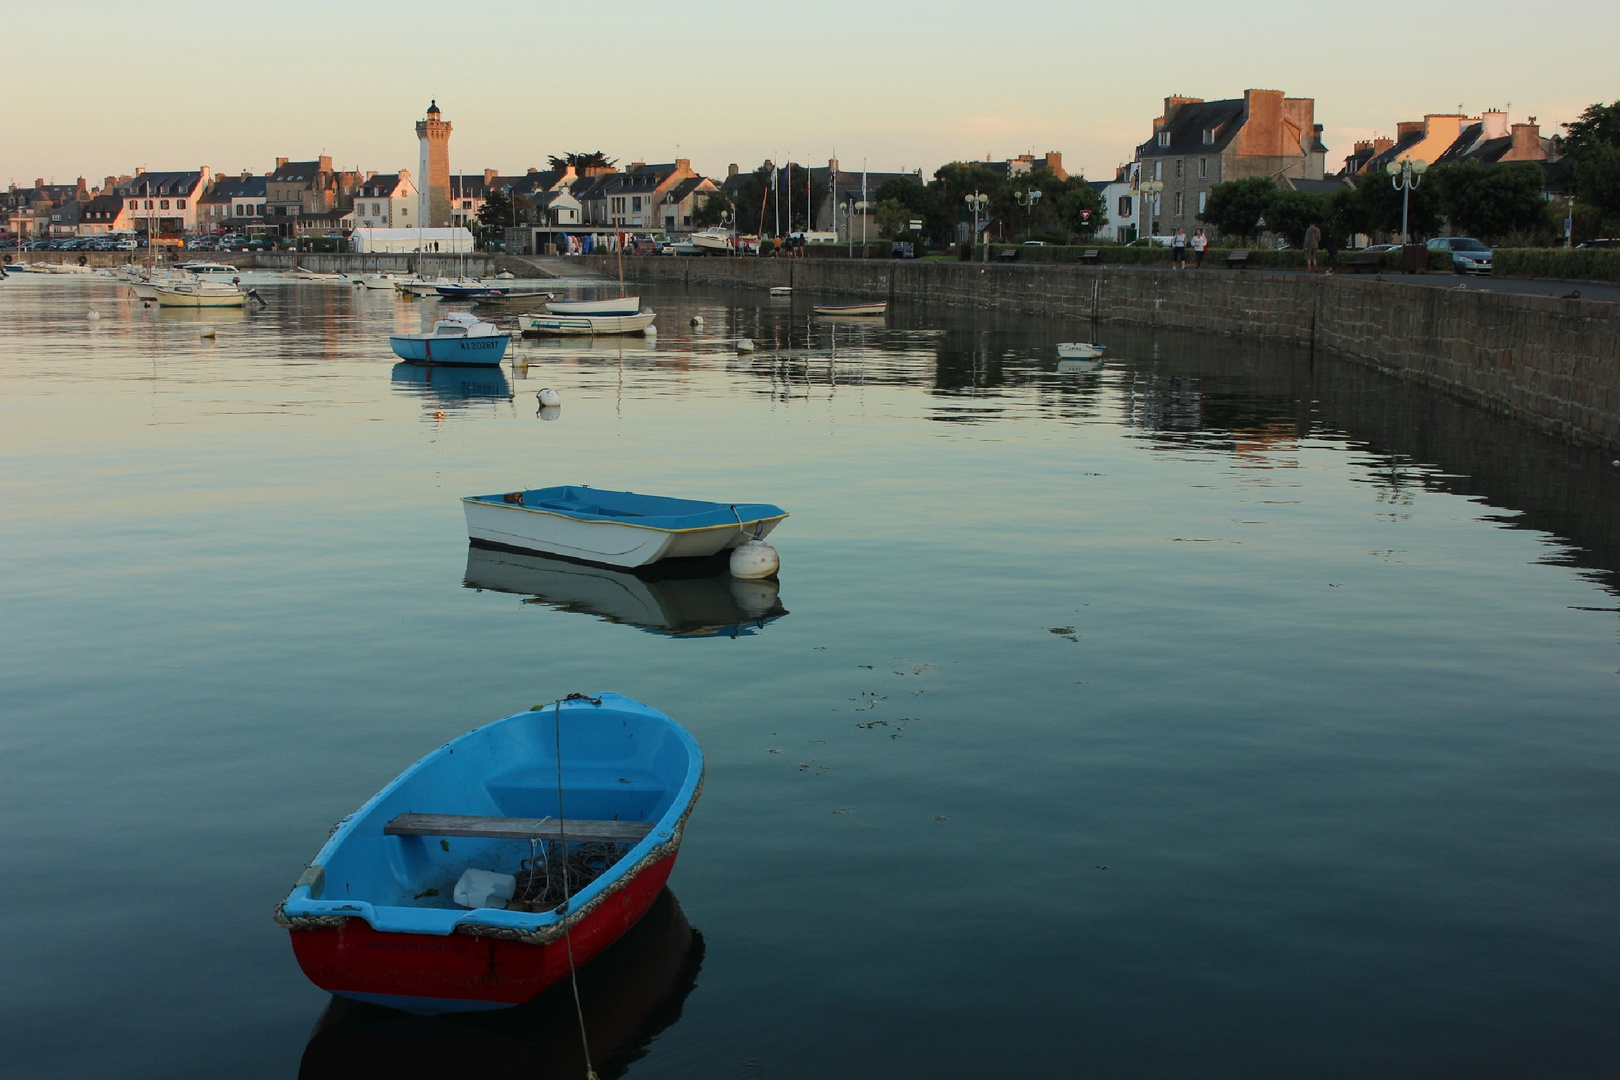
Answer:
1191, 227, 1208, 269
1303, 221, 1321, 272
1324, 230, 1339, 275
1172, 228, 1187, 269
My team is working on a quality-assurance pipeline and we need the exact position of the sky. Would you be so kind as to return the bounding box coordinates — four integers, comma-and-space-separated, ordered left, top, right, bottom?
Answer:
7, 0, 1618, 188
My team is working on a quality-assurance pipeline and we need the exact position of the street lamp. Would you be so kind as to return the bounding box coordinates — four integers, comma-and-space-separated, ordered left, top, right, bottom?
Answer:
839, 200, 852, 258
1138, 179, 1164, 241
1014, 188, 1042, 241
965, 190, 989, 262
1385, 157, 1428, 246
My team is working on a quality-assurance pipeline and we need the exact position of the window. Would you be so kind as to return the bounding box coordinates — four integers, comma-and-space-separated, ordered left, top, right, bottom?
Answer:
159, 200, 169, 210
1175, 191, 1183, 217
1199, 158, 1208, 178
1118, 195, 1132, 217
1157, 131, 1170, 148
1198, 191, 1207, 214
177, 199, 186, 209
1175, 159, 1183, 179
1202, 128, 1215, 146
128, 199, 138, 209
1153, 162, 1162, 181
632, 196, 642, 211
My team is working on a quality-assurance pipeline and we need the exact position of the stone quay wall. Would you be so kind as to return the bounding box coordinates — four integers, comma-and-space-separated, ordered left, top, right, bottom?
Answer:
607, 256, 1620, 449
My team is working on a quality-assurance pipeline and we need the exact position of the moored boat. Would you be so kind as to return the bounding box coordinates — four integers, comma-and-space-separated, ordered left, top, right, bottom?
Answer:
152, 277, 250, 308
463, 484, 787, 569
522, 311, 656, 337
689, 228, 732, 255
544, 295, 642, 316
769, 286, 792, 297
812, 302, 887, 316
1057, 342, 1105, 359
389, 311, 510, 364
275, 691, 704, 1014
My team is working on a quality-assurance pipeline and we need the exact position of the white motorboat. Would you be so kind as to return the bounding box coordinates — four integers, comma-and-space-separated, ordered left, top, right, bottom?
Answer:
689, 228, 732, 255
389, 311, 511, 364
544, 295, 642, 316
176, 261, 241, 276
1056, 342, 1105, 360
284, 266, 345, 281
153, 277, 251, 308
769, 286, 792, 297
395, 276, 453, 297
522, 311, 657, 336
358, 273, 399, 290
462, 485, 787, 570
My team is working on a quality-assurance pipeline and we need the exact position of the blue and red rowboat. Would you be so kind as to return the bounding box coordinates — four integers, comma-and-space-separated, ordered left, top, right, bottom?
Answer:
275, 692, 703, 1014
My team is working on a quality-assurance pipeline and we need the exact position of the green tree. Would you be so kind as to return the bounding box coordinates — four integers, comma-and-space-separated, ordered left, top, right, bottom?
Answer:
1266, 189, 1330, 247
1352, 168, 1441, 240
1053, 178, 1107, 240
475, 187, 525, 247
874, 198, 911, 238
930, 162, 1008, 243
1198, 177, 1275, 242
693, 192, 732, 228
1563, 101, 1620, 220
874, 176, 942, 242
1429, 161, 1547, 240
547, 151, 616, 172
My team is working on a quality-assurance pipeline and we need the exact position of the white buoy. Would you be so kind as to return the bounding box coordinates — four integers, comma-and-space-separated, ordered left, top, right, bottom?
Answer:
538, 405, 562, 422
199, 325, 217, 338
729, 538, 780, 580
643, 324, 657, 338
86, 309, 101, 320
538, 387, 562, 407
736, 338, 755, 353
690, 315, 704, 327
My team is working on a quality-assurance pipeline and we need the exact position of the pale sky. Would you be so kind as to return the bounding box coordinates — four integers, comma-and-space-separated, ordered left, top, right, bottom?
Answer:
7, 0, 1617, 187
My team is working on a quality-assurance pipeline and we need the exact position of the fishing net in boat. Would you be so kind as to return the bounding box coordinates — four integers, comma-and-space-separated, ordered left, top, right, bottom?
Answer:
508, 840, 629, 912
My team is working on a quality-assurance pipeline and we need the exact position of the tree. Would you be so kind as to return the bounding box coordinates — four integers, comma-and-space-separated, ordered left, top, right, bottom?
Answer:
726, 161, 823, 236
475, 187, 525, 247
547, 151, 616, 173
1429, 161, 1547, 240
1563, 101, 1620, 220
1266, 188, 1330, 247
1053, 178, 1106, 240
1351, 168, 1440, 240
693, 192, 732, 229
874, 198, 911, 238
930, 162, 1008, 243
1198, 177, 1275, 242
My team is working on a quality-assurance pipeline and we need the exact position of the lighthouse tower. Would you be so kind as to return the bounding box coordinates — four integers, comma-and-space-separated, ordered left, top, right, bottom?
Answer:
415, 100, 452, 228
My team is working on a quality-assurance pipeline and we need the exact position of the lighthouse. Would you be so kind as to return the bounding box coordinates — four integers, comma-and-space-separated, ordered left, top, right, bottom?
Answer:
415, 100, 452, 229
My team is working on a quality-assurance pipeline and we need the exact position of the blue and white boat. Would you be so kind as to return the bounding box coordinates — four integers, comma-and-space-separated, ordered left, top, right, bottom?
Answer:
276, 692, 704, 1014
389, 311, 510, 365
463, 485, 788, 569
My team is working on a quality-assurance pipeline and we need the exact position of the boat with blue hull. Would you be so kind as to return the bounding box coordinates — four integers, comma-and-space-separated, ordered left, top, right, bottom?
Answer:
276, 692, 704, 1015
462, 485, 788, 569
389, 311, 510, 365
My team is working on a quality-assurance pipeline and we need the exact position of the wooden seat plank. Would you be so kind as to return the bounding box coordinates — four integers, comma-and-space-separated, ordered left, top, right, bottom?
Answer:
385, 812, 654, 843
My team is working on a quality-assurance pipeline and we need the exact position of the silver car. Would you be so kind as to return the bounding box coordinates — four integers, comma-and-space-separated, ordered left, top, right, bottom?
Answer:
1427, 236, 1492, 274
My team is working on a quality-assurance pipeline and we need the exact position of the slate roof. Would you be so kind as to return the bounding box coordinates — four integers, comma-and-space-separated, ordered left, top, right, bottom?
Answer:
1137, 98, 1248, 158
1362, 131, 1425, 174
114, 170, 204, 197
201, 176, 267, 203
663, 176, 708, 205
356, 175, 406, 199
268, 161, 326, 183
83, 194, 125, 222
1282, 177, 1353, 195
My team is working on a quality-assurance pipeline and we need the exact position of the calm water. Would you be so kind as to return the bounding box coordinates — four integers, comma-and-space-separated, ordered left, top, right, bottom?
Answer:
1, 273, 1617, 1078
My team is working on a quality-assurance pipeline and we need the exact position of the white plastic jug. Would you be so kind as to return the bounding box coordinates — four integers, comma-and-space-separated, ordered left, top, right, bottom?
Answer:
452, 868, 517, 909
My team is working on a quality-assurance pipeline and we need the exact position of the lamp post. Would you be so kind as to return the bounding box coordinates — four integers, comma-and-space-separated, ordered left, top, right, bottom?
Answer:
965, 190, 989, 262
1385, 157, 1428, 246
839, 200, 852, 258
1138, 179, 1164, 242
1014, 188, 1042, 242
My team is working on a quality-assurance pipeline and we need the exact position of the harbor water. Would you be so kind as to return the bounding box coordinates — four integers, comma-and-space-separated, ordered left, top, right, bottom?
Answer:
1, 273, 1616, 1077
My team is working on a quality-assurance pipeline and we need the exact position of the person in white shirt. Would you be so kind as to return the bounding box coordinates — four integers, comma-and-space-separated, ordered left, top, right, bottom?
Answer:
1191, 228, 1208, 269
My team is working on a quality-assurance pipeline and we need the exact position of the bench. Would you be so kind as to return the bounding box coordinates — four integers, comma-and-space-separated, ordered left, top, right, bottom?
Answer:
1081, 249, 1100, 265
1346, 250, 1383, 273
385, 813, 656, 844
1225, 250, 1250, 269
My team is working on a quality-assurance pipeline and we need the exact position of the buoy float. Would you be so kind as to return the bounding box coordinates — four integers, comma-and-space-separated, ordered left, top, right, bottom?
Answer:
538, 405, 562, 422
538, 387, 562, 407
736, 338, 755, 353
729, 538, 780, 580
86, 309, 101, 320
643, 324, 657, 338
690, 315, 704, 327
199, 325, 216, 338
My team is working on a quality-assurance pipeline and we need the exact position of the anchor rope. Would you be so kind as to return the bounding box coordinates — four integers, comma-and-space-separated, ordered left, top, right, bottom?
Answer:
555, 694, 599, 1080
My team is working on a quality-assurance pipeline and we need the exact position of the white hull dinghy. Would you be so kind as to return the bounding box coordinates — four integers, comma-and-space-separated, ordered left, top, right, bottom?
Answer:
544, 296, 642, 316
812, 302, 886, 316
522, 312, 656, 337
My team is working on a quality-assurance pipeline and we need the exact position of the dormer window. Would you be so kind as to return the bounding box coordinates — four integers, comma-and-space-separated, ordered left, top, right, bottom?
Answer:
1157, 131, 1171, 148
1203, 128, 1215, 145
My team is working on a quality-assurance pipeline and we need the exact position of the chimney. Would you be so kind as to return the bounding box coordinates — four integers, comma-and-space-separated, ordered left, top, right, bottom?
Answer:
104, 175, 118, 192
318, 155, 332, 172
1163, 95, 1203, 122
1503, 119, 1546, 161
484, 168, 498, 184
1481, 109, 1508, 140
527, 167, 538, 174
1373, 137, 1394, 155
276, 157, 289, 169
1396, 121, 1423, 139
727, 163, 739, 178
828, 157, 839, 173
675, 158, 691, 175
35, 178, 43, 189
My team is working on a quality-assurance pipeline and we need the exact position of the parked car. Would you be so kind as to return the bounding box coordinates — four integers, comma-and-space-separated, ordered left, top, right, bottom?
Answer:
1426, 236, 1492, 274
1576, 238, 1620, 249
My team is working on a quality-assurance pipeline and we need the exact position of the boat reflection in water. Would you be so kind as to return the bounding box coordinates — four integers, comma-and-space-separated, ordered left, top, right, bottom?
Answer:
465, 544, 788, 638
299, 889, 703, 1080
390, 361, 511, 403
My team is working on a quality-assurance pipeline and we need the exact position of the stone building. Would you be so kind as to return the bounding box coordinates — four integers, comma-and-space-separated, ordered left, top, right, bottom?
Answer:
352, 171, 418, 230
1134, 89, 1326, 239
415, 100, 452, 228
264, 157, 361, 239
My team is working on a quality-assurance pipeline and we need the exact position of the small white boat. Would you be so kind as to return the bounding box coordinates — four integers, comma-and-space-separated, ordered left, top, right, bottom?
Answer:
153, 277, 249, 308
395, 276, 453, 297
358, 273, 398, 290
284, 266, 345, 281
1057, 342, 1105, 360
176, 260, 240, 276
473, 288, 557, 308
544, 295, 641, 316
389, 311, 510, 364
812, 302, 887, 316
769, 286, 792, 297
522, 311, 656, 337
463, 485, 788, 569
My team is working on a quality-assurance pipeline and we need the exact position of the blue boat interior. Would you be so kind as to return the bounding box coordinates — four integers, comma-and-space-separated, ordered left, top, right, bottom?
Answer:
468, 486, 787, 531
284, 694, 700, 934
